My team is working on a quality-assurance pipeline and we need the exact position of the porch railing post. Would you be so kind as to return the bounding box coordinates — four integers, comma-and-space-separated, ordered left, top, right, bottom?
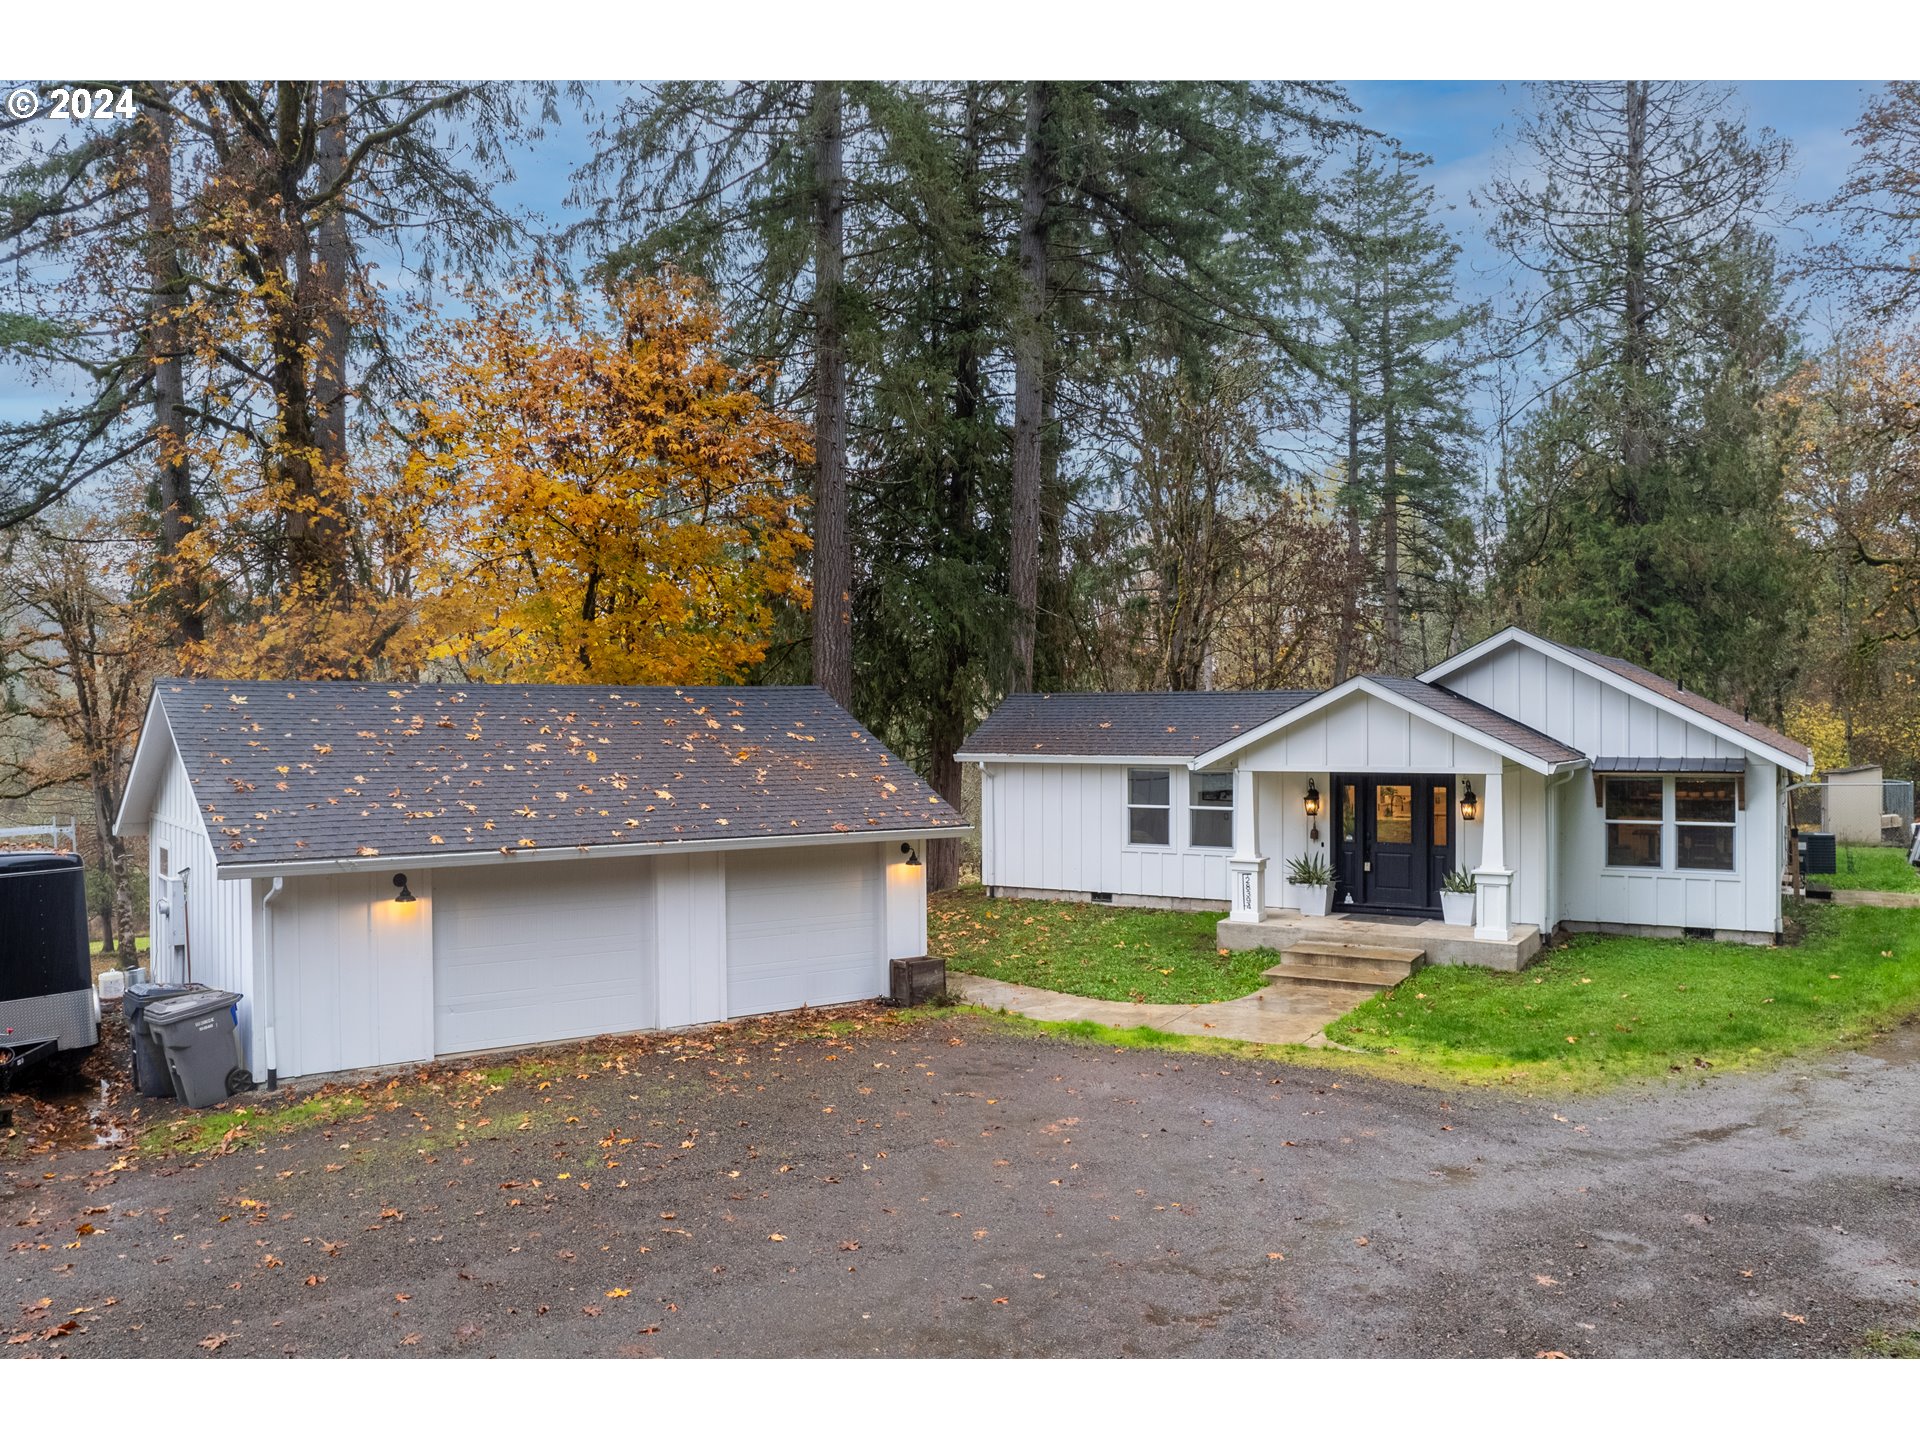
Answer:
1473, 767, 1514, 940
1227, 765, 1266, 923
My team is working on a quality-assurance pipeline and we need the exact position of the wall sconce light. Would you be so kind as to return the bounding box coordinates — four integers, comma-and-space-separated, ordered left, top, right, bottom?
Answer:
1304, 781, 1321, 841
392, 872, 417, 904
899, 842, 921, 868
1459, 783, 1478, 823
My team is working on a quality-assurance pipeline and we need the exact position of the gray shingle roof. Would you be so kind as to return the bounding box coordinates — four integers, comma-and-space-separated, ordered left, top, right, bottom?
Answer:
1562, 642, 1811, 767
154, 679, 963, 871
958, 690, 1317, 761
1365, 677, 1587, 767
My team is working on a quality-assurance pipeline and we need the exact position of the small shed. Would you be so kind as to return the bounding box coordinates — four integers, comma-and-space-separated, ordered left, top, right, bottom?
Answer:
1821, 764, 1885, 845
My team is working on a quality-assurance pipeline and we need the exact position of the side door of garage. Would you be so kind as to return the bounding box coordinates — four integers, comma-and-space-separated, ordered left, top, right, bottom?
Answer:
725, 845, 884, 1017
433, 858, 654, 1056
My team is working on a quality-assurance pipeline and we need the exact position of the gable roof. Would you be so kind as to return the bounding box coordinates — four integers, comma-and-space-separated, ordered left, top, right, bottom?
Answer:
1367, 677, 1588, 768
119, 679, 962, 874
957, 690, 1317, 763
1419, 627, 1812, 773
1187, 675, 1587, 774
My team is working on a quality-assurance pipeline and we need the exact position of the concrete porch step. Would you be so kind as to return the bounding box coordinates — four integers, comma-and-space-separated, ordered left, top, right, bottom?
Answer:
1269, 939, 1425, 974
1261, 960, 1411, 995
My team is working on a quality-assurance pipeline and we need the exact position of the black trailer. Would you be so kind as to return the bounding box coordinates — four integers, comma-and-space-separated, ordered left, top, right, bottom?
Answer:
0, 851, 100, 1089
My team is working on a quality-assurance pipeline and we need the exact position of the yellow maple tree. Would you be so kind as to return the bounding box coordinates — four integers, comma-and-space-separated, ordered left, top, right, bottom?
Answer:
402, 269, 812, 683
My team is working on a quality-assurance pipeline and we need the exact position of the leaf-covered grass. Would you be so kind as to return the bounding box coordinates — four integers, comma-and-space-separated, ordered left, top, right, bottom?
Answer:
141, 1093, 368, 1157
1830, 844, 1920, 894
930, 887, 1274, 1004
1324, 902, 1920, 1084
1857, 1327, 1920, 1358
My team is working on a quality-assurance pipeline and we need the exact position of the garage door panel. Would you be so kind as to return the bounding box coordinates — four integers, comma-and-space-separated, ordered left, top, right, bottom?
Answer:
434, 861, 653, 1055
726, 848, 884, 1016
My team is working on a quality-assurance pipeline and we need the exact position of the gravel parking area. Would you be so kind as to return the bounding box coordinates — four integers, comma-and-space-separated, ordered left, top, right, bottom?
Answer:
4, 1009, 1917, 1357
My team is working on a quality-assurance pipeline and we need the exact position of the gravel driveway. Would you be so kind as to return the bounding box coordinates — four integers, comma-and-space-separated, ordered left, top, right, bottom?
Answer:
5, 1010, 1917, 1357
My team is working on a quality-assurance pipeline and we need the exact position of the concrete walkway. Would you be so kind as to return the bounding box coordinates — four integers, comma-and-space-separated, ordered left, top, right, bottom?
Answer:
1827, 888, 1920, 908
949, 973, 1357, 1046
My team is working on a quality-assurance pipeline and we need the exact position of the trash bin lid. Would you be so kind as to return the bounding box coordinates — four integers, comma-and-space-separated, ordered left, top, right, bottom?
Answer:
143, 989, 241, 1026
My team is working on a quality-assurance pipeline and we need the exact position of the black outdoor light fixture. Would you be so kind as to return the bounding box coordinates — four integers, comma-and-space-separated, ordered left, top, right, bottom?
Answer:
1304, 780, 1321, 841
900, 842, 922, 868
392, 872, 417, 904
1459, 782, 1479, 823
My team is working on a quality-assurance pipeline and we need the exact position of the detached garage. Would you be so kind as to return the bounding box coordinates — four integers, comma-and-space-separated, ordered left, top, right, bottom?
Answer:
115, 680, 961, 1084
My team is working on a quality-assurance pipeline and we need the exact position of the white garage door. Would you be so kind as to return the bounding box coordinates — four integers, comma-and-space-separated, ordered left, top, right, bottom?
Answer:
726, 846, 885, 1017
433, 859, 653, 1055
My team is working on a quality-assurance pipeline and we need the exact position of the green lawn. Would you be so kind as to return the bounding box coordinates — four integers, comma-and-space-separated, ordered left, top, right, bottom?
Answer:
1324, 901, 1920, 1084
1829, 844, 1920, 895
930, 887, 1273, 1004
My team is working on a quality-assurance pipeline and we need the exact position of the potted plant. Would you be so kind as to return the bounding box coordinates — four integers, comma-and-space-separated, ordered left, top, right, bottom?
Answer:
1440, 869, 1477, 927
1285, 852, 1335, 918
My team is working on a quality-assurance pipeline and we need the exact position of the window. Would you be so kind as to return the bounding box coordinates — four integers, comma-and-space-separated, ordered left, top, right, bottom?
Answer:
1127, 768, 1171, 846
1190, 771, 1233, 848
1605, 777, 1663, 868
1341, 783, 1356, 842
1431, 784, 1449, 848
1375, 783, 1413, 845
157, 846, 170, 876
1676, 776, 1737, 871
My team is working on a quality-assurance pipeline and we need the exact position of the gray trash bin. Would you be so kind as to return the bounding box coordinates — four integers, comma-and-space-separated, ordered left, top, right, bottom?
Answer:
142, 989, 252, 1107
126, 982, 206, 1098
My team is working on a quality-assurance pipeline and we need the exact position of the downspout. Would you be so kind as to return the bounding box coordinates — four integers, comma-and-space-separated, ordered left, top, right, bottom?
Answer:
260, 876, 285, 1090
1544, 768, 1580, 935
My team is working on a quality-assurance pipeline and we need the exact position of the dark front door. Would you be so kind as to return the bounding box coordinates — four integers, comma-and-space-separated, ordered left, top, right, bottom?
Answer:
1333, 775, 1454, 915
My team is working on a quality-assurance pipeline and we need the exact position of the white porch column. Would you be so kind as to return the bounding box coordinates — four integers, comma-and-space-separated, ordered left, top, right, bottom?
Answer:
1473, 766, 1513, 940
1227, 765, 1266, 923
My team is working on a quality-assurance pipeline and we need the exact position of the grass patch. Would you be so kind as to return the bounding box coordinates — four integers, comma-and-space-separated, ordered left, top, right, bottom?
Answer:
89, 935, 151, 956
1858, 1328, 1920, 1358
1830, 844, 1920, 895
931, 886, 1273, 1004
140, 1092, 367, 1157
1325, 901, 1920, 1085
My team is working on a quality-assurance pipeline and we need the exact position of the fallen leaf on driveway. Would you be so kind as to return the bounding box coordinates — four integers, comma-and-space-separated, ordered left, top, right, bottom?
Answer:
1533, 1275, 1558, 1286
1782, 1312, 1807, 1324
199, 1333, 232, 1352
606, 1288, 630, 1298
1535, 1350, 1569, 1359
1354, 1236, 1369, 1246
768, 1234, 786, 1242
1266, 1252, 1285, 1261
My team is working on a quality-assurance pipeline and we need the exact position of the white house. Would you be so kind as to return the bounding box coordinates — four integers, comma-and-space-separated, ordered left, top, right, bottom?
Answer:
959, 627, 1813, 967
115, 680, 961, 1084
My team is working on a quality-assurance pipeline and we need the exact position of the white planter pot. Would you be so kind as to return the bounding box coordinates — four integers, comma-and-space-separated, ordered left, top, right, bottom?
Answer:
1440, 890, 1476, 928
1294, 883, 1334, 918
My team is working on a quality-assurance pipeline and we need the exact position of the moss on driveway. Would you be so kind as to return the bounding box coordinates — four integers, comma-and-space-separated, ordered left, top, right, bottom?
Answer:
931, 887, 1275, 1004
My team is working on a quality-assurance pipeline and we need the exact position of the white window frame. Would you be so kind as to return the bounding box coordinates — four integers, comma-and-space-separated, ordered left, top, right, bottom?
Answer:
1674, 774, 1738, 872
1126, 768, 1173, 848
1188, 770, 1234, 850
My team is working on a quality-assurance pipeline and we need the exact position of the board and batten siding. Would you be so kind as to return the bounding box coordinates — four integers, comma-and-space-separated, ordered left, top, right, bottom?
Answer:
1439, 643, 1748, 762
264, 869, 434, 1079
1556, 760, 1781, 937
980, 761, 1233, 903
147, 741, 255, 1049
1229, 691, 1508, 777
1442, 641, 1783, 937
242, 839, 921, 1081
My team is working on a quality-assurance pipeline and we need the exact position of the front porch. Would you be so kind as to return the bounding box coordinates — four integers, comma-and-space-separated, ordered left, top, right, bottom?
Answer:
1217, 906, 1543, 972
